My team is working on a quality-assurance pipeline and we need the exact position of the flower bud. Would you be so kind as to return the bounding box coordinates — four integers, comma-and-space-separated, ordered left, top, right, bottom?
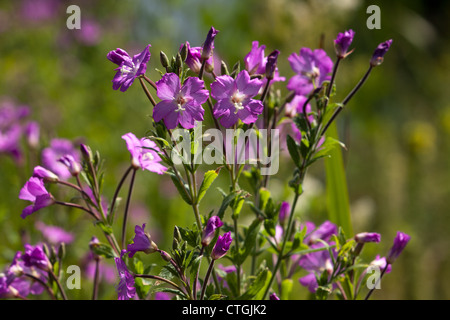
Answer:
355, 232, 381, 244
265, 50, 280, 80
180, 43, 188, 62
278, 201, 290, 226
159, 250, 172, 262
32, 166, 59, 182
211, 231, 232, 260
386, 231, 410, 264
25, 121, 40, 148
334, 29, 355, 59
201, 26, 219, 61
80, 143, 93, 163
201, 216, 223, 247
370, 39, 393, 67
58, 155, 82, 176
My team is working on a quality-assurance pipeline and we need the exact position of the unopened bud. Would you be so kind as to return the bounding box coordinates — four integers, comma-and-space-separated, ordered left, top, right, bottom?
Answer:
160, 51, 170, 68
159, 250, 172, 262
80, 144, 93, 163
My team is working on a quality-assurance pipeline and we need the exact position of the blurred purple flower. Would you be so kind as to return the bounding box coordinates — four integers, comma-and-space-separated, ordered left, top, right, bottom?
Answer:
35, 221, 74, 245
298, 242, 337, 293
287, 48, 333, 96
58, 154, 82, 176
41, 138, 80, 180
155, 292, 171, 300
153, 73, 209, 129
279, 201, 290, 225
0, 124, 23, 161
304, 220, 338, 245
107, 44, 151, 92
334, 29, 355, 58
77, 19, 101, 46
24, 121, 40, 148
126, 223, 158, 258
386, 231, 410, 264
211, 70, 263, 127
115, 250, 136, 300
355, 232, 381, 244
201, 216, 223, 247
21, 0, 59, 22
32, 165, 59, 182
22, 244, 51, 272
211, 231, 232, 260
370, 39, 393, 67
19, 177, 54, 219
369, 255, 392, 274
122, 132, 167, 174
269, 292, 280, 300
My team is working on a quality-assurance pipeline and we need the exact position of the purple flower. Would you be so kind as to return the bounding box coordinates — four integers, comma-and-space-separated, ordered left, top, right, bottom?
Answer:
211, 231, 232, 260
22, 244, 51, 272
35, 221, 74, 245
58, 154, 82, 176
114, 251, 136, 300
334, 29, 355, 58
244, 41, 285, 90
155, 292, 171, 300
20, 0, 59, 22
211, 70, 264, 127
107, 44, 151, 92
287, 48, 333, 96
355, 232, 381, 244
153, 73, 209, 129
76, 19, 101, 46
0, 124, 22, 162
41, 138, 80, 180
386, 231, 410, 264
19, 177, 54, 219
304, 221, 338, 245
370, 39, 393, 67
298, 242, 336, 293
269, 293, 280, 300
279, 201, 290, 225
126, 223, 158, 258
182, 41, 213, 74
369, 255, 392, 274
32, 165, 59, 182
122, 132, 167, 174
245, 41, 267, 75
266, 50, 280, 79
201, 27, 219, 61
24, 121, 40, 148
201, 216, 224, 246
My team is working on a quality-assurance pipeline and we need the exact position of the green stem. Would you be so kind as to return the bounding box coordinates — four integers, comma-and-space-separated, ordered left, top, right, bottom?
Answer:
108, 165, 133, 224
200, 259, 215, 300
134, 274, 187, 298
24, 273, 56, 300
121, 168, 137, 249
92, 257, 100, 300
49, 268, 68, 300
139, 77, 157, 107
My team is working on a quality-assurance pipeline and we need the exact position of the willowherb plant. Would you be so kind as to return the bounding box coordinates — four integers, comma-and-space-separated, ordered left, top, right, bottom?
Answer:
0, 27, 409, 301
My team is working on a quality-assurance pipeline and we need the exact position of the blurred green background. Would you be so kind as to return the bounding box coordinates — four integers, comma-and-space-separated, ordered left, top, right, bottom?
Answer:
0, 0, 449, 300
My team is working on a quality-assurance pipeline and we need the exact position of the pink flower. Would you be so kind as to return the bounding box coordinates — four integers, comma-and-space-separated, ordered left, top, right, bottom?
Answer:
211, 70, 263, 128
19, 177, 54, 219
287, 48, 333, 96
153, 73, 209, 129
122, 132, 167, 174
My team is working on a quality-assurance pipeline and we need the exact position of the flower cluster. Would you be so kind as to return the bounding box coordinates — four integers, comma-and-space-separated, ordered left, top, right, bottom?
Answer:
0, 25, 408, 303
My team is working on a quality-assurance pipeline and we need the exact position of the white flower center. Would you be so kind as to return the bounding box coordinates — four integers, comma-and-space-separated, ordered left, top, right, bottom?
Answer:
175, 95, 188, 113
142, 152, 154, 162
231, 91, 246, 114
120, 59, 139, 76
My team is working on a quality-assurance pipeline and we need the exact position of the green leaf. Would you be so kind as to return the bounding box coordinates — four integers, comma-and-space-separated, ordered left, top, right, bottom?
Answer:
169, 172, 192, 205
197, 168, 221, 204
238, 219, 263, 264
281, 279, 293, 300
217, 190, 241, 219
286, 135, 301, 167
238, 268, 270, 300
91, 243, 116, 259
324, 122, 353, 237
